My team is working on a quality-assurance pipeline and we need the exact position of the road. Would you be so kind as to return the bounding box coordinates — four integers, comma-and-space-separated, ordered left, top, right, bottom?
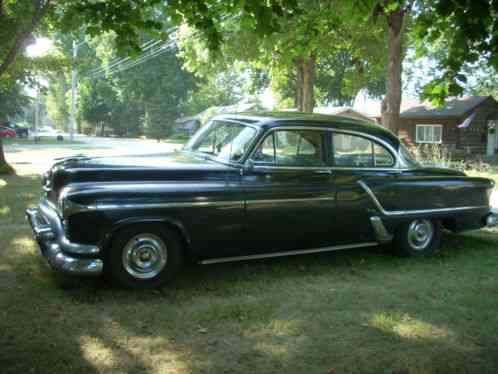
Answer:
4, 135, 185, 175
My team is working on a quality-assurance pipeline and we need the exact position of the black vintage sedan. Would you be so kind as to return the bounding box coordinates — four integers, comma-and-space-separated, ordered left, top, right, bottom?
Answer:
26, 113, 498, 288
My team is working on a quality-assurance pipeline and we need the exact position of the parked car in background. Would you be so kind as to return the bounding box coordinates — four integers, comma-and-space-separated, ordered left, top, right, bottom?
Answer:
33, 128, 65, 141
4, 122, 29, 138
26, 112, 498, 289
0, 126, 16, 138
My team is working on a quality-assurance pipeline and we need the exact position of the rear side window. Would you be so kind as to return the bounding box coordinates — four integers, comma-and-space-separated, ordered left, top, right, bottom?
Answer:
333, 133, 394, 167
252, 129, 327, 167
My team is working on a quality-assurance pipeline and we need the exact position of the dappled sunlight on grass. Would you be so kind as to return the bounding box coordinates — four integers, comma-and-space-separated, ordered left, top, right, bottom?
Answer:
79, 336, 118, 370
0, 178, 6, 188
369, 312, 453, 340
265, 319, 302, 337
0, 205, 11, 217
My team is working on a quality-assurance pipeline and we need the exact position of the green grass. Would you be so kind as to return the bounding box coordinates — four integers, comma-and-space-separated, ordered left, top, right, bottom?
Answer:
1, 174, 498, 374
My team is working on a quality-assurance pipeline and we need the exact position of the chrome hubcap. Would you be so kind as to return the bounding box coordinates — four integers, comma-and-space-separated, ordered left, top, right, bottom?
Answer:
407, 219, 434, 251
122, 234, 167, 279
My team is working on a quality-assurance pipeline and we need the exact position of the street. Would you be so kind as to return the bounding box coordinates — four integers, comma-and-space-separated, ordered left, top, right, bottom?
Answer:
4, 135, 186, 175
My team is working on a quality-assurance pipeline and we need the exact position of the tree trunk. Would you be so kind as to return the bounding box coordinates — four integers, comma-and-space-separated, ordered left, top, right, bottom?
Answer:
295, 57, 304, 111
302, 55, 315, 113
0, 138, 14, 174
381, 9, 404, 134
294, 55, 315, 113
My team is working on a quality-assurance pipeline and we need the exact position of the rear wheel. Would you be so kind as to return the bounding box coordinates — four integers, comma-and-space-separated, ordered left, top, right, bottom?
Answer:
394, 218, 442, 256
108, 224, 183, 288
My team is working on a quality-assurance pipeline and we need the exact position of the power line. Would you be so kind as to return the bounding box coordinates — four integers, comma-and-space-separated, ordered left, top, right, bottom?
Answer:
84, 39, 162, 76
84, 26, 180, 78
91, 40, 177, 78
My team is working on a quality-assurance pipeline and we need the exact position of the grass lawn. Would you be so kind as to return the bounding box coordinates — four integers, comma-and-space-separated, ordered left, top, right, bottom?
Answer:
1, 174, 498, 374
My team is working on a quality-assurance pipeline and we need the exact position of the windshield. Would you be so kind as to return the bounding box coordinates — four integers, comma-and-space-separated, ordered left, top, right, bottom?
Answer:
184, 120, 258, 163
399, 143, 420, 168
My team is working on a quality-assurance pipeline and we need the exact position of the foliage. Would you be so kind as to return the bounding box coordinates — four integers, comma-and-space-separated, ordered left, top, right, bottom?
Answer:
414, 0, 498, 105
178, 0, 387, 111
413, 143, 452, 168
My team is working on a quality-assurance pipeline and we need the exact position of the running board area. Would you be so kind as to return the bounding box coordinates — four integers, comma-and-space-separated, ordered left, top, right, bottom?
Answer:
199, 242, 379, 265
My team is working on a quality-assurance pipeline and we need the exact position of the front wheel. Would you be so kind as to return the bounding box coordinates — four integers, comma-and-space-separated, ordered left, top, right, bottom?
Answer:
394, 218, 442, 257
108, 224, 183, 288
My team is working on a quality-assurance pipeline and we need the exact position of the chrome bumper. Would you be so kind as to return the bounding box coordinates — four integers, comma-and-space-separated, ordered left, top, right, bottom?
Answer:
486, 208, 498, 227
25, 199, 103, 276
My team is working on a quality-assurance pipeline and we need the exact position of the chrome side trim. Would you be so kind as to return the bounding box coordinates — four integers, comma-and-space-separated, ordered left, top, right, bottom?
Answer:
358, 180, 489, 216
72, 197, 335, 212
247, 196, 334, 205
199, 242, 379, 265
370, 216, 393, 243
93, 200, 243, 211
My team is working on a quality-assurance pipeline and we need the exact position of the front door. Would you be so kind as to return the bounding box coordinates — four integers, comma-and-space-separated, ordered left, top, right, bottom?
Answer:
242, 128, 337, 253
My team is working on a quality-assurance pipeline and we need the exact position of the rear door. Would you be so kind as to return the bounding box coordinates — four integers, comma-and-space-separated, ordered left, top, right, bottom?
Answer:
331, 131, 399, 243
242, 128, 337, 252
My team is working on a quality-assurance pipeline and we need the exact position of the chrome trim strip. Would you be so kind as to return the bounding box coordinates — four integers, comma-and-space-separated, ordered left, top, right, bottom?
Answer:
370, 216, 393, 243
93, 200, 243, 210
358, 180, 489, 216
92, 197, 335, 211
252, 165, 333, 171
247, 196, 334, 205
200, 242, 379, 264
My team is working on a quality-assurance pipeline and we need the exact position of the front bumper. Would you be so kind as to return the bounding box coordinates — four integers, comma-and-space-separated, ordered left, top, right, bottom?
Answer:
25, 199, 103, 276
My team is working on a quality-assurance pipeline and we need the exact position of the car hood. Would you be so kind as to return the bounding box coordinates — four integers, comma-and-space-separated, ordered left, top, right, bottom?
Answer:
53, 151, 230, 170
45, 152, 236, 200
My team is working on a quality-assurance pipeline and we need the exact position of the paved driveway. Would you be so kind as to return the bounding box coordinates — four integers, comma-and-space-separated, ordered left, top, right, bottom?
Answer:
4, 136, 185, 175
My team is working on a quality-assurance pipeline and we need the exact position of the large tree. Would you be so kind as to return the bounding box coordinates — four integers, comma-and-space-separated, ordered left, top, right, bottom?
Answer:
179, 0, 386, 112
414, 0, 498, 105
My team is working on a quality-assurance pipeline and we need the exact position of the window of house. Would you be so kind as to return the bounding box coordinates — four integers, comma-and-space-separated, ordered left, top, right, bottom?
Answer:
252, 130, 326, 167
333, 133, 395, 168
415, 124, 443, 144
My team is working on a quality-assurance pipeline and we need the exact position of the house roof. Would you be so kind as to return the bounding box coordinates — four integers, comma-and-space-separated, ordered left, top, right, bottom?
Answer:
400, 96, 493, 119
314, 106, 374, 122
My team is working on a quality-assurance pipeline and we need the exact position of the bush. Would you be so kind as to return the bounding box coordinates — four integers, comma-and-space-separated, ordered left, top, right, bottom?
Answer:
413, 143, 452, 168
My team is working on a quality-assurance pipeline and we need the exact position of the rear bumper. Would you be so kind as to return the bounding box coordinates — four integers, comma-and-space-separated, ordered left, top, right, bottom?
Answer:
486, 208, 498, 227
25, 199, 103, 276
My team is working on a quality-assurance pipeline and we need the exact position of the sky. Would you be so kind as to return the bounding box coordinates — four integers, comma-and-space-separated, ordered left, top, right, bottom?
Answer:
26, 37, 53, 58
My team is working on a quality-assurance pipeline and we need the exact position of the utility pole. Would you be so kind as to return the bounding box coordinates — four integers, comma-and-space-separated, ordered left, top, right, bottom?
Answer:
70, 40, 78, 141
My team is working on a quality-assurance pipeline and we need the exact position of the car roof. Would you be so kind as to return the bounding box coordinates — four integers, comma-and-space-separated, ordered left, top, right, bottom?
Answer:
213, 111, 400, 149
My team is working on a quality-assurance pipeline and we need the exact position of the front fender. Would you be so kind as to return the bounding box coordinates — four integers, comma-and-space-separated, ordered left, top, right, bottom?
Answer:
100, 216, 193, 257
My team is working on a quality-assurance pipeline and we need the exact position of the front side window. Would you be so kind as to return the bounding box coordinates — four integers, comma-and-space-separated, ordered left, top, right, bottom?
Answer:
416, 124, 443, 144
184, 120, 257, 162
252, 130, 326, 167
333, 133, 395, 167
